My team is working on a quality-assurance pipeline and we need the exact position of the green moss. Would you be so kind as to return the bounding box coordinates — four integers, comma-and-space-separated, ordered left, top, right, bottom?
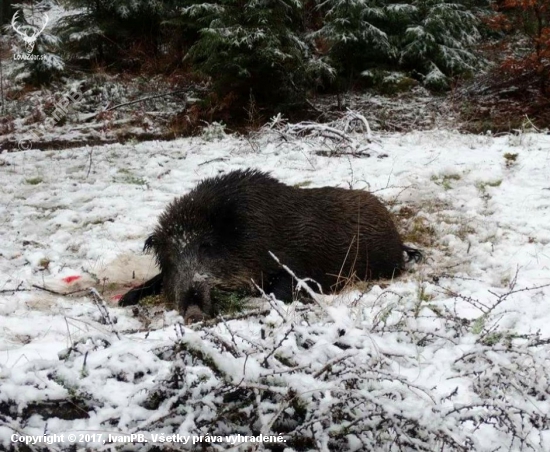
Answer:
25, 177, 43, 185
38, 258, 51, 270
132, 287, 249, 315
403, 216, 436, 246
211, 288, 249, 315
503, 153, 518, 168
486, 179, 502, 187
139, 294, 166, 307
471, 315, 486, 335
414, 285, 434, 317
115, 169, 147, 185
431, 173, 461, 191
481, 332, 503, 346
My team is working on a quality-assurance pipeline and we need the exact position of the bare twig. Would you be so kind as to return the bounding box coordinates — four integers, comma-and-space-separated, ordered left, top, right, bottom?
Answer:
89, 288, 120, 339
31, 284, 89, 296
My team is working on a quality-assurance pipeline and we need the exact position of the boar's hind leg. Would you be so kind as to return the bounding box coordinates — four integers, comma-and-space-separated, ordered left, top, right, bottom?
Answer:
119, 273, 163, 306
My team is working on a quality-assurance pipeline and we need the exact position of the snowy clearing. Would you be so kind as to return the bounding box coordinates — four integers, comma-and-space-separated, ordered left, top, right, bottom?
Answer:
1, 123, 550, 451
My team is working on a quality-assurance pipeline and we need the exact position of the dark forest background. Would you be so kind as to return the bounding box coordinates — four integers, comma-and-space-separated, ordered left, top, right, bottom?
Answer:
1, 0, 549, 132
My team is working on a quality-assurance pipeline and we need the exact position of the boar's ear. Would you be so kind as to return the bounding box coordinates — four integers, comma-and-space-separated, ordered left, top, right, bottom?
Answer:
143, 234, 157, 252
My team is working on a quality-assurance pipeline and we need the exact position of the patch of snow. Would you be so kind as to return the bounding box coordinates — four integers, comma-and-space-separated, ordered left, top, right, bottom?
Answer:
0, 125, 549, 450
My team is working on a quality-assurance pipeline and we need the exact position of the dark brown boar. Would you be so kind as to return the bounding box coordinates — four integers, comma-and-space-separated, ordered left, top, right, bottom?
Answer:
119, 169, 421, 322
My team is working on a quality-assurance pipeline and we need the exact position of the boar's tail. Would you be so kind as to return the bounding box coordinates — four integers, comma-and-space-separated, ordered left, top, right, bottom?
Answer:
403, 245, 423, 264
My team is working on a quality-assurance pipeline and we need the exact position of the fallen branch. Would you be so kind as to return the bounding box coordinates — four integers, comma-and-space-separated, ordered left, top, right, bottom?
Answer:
92, 90, 188, 118
31, 284, 89, 296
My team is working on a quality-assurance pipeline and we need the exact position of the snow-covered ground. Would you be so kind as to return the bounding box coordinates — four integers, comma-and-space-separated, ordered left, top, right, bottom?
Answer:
1, 122, 549, 451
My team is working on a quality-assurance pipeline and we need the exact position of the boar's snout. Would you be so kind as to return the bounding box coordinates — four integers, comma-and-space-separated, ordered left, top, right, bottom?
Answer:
166, 265, 213, 323
184, 304, 208, 324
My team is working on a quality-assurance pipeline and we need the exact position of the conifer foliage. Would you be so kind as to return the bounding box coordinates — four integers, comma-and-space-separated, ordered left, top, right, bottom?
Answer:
60, 0, 175, 64
185, 0, 332, 111
313, 0, 391, 82
9, 3, 64, 85
316, 0, 482, 90
396, 0, 481, 88
51, 0, 486, 110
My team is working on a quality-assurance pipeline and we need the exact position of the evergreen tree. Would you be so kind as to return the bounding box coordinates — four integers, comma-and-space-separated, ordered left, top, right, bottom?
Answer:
185, 0, 333, 113
59, 0, 178, 64
312, 0, 392, 86
315, 0, 483, 89
10, 4, 64, 85
15, 30, 64, 86
390, 0, 481, 88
